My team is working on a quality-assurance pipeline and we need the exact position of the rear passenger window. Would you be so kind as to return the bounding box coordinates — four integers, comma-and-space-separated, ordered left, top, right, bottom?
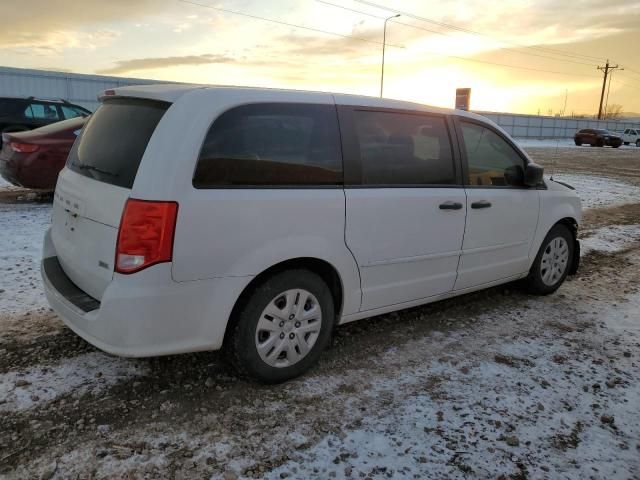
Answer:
26, 103, 61, 121
353, 110, 455, 185
460, 121, 526, 187
193, 103, 342, 187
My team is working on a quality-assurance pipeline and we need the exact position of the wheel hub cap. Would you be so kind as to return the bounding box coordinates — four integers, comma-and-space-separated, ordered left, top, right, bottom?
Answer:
540, 236, 569, 287
255, 289, 323, 368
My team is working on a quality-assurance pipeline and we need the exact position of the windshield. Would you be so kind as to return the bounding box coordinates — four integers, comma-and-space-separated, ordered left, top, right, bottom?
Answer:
66, 98, 169, 189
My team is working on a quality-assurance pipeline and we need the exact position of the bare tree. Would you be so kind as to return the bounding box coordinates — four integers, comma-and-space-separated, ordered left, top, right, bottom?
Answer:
604, 104, 624, 119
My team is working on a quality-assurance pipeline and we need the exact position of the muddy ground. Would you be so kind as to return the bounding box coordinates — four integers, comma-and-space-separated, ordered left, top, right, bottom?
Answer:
1, 145, 640, 479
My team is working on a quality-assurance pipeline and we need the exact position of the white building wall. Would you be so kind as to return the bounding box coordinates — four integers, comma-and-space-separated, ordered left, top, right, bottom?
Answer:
0, 66, 169, 112
476, 111, 640, 139
1, 66, 639, 137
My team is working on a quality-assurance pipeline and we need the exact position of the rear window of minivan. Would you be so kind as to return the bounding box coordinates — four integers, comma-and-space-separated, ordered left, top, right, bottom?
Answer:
67, 98, 169, 189
193, 103, 342, 187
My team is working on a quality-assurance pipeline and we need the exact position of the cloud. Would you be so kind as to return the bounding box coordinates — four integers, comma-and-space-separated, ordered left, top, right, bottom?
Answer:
0, 0, 171, 50
96, 53, 238, 74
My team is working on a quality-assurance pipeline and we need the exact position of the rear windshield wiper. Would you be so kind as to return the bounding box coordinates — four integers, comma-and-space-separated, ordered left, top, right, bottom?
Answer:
75, 163, 119, 177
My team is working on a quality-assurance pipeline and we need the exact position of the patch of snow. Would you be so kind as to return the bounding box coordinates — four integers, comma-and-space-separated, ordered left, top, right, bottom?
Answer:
581, 224, 640, 255
548, 174, 640, 210
266, 294, 640, 480
0, 203, 51, 314
516, 138, 577, 148
0, 352, 147, 413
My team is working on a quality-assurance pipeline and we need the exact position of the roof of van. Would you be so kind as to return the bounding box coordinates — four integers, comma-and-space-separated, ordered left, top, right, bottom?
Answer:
101, 83, 489, 122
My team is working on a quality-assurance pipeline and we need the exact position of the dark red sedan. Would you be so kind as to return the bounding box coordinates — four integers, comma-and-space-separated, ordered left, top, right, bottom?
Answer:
0, 116, 86, 190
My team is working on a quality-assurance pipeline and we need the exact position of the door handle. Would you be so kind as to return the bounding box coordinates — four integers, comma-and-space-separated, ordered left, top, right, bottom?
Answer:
471, 200, 492, 209
439, 201, 463, 210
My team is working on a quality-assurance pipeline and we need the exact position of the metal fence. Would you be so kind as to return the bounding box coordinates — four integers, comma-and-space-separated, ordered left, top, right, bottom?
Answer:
476, 111, 640, 139
2, 66, 639, 137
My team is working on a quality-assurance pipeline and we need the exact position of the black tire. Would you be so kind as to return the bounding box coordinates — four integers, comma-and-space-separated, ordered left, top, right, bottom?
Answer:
596, 139, 604, 147
623, 142, 629, 145
574, 140, 581, 146
525, 224, 574, 295
636, 140, 640, 147
613, 145, 620, 148
226, 269, 334, 383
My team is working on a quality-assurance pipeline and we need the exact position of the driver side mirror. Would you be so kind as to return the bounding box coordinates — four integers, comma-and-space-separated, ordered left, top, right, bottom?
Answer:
524, 163, 544, 187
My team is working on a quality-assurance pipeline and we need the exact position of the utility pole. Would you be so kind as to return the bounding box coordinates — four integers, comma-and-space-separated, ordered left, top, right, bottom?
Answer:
597, 59, 620, 119
380, 14, 400, 98
604, 67, 622, 119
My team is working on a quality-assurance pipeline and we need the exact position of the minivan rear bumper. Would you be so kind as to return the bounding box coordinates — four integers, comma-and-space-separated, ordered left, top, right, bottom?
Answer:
41, 228, 251, 357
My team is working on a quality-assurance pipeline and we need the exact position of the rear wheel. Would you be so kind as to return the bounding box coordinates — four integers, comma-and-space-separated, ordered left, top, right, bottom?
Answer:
596, 139, 604, 147
226, 269, 334, 383
525, 224, 574, 295
574, 140, 581, 146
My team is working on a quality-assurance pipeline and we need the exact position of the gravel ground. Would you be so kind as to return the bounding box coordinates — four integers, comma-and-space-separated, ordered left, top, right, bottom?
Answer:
1, 145, 640, 479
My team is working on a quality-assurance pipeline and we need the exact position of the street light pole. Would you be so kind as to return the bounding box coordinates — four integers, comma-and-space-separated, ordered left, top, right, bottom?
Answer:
380, 14, 400, 98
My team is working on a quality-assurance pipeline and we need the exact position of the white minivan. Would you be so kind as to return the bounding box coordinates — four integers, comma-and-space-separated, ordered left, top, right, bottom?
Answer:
42, 85, 582, 382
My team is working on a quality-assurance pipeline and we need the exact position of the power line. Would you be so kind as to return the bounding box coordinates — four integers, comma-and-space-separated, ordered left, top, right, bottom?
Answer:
614, 80, 640, 91
314, 1, 600, 79
624, 67, 640, 77
177, 0, 404, 49
618, 71, 640, 84
316, 0, 599, 67
352, 0, 607, 63
443, 55, 600, 78
315, 0, 386, 19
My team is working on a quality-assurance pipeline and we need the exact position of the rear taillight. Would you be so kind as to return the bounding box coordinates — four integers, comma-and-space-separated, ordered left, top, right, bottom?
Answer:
9, 142, 39, 153
115, 199, 178, 274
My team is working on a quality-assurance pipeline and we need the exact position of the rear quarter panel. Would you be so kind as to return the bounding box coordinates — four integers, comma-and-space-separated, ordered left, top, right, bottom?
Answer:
131, 89, 362, 317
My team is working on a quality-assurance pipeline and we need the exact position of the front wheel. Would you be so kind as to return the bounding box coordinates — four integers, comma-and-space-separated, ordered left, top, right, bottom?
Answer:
525, 224, 574, 295
226, 269, 334, 383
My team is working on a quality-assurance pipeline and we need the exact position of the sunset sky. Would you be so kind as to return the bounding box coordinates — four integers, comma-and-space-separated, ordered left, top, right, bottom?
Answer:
3, 0, 640, 115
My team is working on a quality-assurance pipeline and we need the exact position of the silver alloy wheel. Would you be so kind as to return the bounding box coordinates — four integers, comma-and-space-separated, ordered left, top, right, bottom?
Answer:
540, 237, 569, 286
255, 289, 323, 368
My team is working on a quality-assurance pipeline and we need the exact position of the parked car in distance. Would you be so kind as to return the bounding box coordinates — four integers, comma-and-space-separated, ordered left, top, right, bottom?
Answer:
622, 128, 640, 146
41, 85, 582, 383
0, 96, 90, 146
573, 128, 622, 147
0, 116, 86, 190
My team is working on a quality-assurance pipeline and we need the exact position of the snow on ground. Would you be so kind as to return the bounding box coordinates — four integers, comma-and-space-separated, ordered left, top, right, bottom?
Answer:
581, 224, 640, 254
264, 292, 640, 480
0, 352, 147, 413
0, 203, 51, 315
516, 138, 577, 148
548, 174, 640, 209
